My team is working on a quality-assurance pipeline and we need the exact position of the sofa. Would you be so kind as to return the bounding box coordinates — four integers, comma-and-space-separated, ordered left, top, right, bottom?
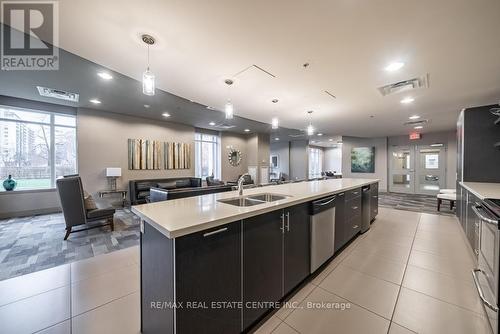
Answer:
149, 184, 235, 202
226, 174, 254, 186
129, 177, 202, 205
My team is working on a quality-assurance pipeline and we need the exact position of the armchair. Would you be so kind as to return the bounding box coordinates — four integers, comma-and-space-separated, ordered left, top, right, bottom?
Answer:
56, 176, 115, 240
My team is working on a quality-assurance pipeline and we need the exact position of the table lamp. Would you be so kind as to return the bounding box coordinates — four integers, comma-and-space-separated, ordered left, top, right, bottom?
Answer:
106, 167, 122, 190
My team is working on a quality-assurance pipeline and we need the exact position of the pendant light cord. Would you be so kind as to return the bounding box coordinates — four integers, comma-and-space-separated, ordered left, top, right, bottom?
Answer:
147, 44, 150, 71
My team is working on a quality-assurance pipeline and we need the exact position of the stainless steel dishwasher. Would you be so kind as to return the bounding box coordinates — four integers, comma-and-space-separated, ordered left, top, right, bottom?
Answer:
310, 194, 336, 273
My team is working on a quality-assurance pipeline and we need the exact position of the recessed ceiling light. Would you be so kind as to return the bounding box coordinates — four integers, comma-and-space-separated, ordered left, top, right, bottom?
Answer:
385, 62, 405, 72
401, 97, 415, 104
275, 137, 280, 141
144, 104, 150, 108
328, 138, 333, 141
414, 125, 423, 129
409, 115, 420, 120
244, 129, 250, 132
97, 72, 113, 80
162, 112, 171, 118
209, 121, 216, 126
89, 99, 101, 104
317, 133, 323, 136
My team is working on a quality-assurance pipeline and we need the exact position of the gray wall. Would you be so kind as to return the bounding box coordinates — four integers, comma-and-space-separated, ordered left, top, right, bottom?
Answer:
270, 141, 290, 179
289, 140, 309, 181
0, 190, 60, 219
77, 108, 195, 197
387, 130, 457, 188
221, 132, 248, 182
341, 136, 388, 191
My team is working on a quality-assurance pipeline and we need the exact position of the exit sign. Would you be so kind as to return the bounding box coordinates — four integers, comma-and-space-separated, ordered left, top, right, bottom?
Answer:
409, 132, 421, 140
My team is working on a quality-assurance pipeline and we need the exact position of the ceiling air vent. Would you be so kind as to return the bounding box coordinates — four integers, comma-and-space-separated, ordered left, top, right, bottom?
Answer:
37, 86, 79, 102
378, 74, 429, 97
403, 119, 429, 126
288, 133, 306, 138
212, 122, 236, 130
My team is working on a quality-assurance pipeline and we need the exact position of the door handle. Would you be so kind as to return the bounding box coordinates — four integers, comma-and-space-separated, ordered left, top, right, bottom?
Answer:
280, 213, 285, 234
203, 227, 228, 237
373, 196, 378, 199
286, 212, 290, 232
472, 269, 498, 312
352, 206, 359, 210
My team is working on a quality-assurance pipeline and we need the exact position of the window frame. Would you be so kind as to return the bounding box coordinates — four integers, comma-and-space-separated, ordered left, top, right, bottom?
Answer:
194, 130, 221, 180
0, 105, 78, 191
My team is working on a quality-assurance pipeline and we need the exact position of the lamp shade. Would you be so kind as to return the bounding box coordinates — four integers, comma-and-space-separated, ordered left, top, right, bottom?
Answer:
106, 167, 122, 177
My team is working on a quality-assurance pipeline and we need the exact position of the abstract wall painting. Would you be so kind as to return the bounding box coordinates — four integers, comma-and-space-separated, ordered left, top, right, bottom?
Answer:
128, 139, 163, 170
351, 147, 375, 173
165, 142, 191, 170
128, 139, 191, 170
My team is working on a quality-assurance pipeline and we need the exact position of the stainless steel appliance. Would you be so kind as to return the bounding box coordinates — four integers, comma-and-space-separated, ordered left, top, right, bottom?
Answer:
361, 185, 371, 233
310, 195, 336, 273
472, 198, 500, 334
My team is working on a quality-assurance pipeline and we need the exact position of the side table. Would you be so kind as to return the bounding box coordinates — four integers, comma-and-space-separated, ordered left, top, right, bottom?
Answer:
98, 189, 128, 207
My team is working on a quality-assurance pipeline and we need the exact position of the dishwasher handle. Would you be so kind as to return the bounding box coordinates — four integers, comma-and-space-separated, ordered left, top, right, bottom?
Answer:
315, 196, 336, 206
311, 195, 336, 215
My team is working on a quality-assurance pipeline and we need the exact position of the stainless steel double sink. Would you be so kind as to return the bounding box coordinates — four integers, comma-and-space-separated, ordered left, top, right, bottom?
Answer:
218, 193, 290, 207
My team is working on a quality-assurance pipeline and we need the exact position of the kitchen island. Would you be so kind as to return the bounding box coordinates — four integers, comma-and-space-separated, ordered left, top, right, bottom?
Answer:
132, 178, 379, 334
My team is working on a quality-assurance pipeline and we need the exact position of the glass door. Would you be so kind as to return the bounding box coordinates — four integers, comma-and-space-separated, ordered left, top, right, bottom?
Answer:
415, 146, 446, 195
389, 146, 415, 193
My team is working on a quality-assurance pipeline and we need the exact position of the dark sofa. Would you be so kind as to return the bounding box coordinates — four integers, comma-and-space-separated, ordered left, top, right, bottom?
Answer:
129, 177, 202, 205
149, 184, 234, 202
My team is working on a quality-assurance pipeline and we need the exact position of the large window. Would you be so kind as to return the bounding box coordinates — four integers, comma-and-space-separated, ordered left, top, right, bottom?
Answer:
195, 131, 220, 179
0, 106, 77, 190
308, 146, 323, 179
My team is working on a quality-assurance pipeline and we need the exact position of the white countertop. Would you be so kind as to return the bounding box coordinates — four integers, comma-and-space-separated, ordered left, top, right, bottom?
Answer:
460, 182, 500, 200
132, 178, 379, 239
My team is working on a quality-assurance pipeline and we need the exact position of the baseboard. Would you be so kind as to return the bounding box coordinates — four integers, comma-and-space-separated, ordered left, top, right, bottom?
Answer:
0, 207, 62, 219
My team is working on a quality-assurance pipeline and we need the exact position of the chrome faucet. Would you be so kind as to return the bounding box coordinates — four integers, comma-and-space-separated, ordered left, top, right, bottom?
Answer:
238, 173, 250, 196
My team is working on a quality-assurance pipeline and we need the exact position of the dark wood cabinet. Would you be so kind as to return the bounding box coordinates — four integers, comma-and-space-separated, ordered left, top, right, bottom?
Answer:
346, 194, 362, 239
334, 192, 346, 253
175, 222, 241, 334
283, 203, 310, 294
370, 183, 379, 221
243, 210, 283, 329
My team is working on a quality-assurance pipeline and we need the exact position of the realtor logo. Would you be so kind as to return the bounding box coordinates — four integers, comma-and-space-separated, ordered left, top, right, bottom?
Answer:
1, 0, 59, 70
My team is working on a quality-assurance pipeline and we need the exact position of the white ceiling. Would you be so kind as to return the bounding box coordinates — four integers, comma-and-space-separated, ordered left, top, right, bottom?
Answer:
54, 0, 500, 137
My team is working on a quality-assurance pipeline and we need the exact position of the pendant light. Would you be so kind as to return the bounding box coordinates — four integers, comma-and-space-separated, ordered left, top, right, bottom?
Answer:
306, 110, 315, 135
142, 34, 156, 96
271, 99, 279, 129
271, 117, 279, 129
224, 79, 234, 119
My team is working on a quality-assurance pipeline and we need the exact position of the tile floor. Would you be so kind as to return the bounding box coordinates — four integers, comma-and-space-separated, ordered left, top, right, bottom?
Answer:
0, 207, 491, 334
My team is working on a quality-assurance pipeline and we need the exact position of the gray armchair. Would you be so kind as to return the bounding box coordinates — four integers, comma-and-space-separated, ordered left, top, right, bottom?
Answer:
56, 176, 115, 240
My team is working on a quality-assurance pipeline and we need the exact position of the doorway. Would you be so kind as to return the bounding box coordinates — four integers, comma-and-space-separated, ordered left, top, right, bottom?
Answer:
389, 145, 447, 195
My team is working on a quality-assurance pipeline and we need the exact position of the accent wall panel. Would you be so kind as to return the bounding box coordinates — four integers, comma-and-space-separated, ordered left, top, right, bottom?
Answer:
165, 142, 191, 170
127, 139, 163, 170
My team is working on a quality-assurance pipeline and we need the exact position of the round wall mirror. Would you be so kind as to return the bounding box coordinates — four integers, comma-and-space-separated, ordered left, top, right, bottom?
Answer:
228, 148, 242, 166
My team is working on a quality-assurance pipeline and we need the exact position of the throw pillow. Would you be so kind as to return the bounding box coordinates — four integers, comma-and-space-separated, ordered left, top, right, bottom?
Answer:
157, 181, 177, 189
83, 191, 98, 210
176, 179, 191, 188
